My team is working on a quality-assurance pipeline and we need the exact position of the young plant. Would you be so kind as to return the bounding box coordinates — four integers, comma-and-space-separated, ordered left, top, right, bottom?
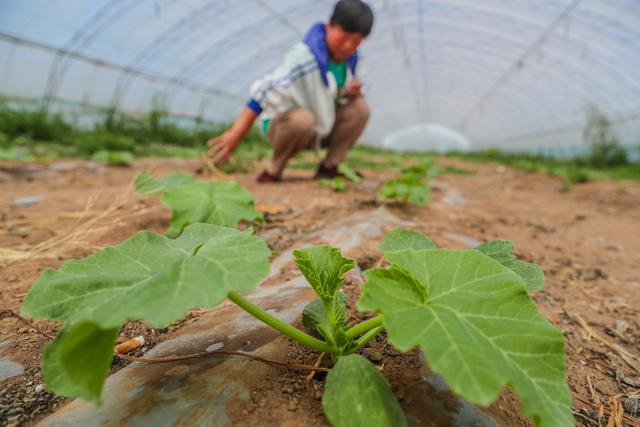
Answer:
377, 175, 429, 205
91, 150, 134, 166
337, 163, 362, 182
135, 171, 262, 237
22, 228, 571, 426
378, 161, 434, 205
0, 147, 33, 161
319, 176, 347, 192
318, 164, 361, 192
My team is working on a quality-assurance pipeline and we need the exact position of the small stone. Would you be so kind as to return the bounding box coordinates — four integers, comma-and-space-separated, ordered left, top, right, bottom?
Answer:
258, 399, 266, 408
8, 415, 23, 425
314, 389, 323, 400
615, 320, 629, 335
7, 406, 24, 415
0, 171, 15, 182
206, 342, 224, 352
13, 226, 32, 238
35, 384, 44, 393
12, 195, 44, 207
622, 376, 640, 388
624, 397, 639, 417
287, 399, 298, 412
282, 386, 293, 394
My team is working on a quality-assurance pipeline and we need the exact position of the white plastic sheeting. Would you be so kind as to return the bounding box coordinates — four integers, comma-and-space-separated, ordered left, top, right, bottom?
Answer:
382, 124, 470, 152
0, 0, 638, 154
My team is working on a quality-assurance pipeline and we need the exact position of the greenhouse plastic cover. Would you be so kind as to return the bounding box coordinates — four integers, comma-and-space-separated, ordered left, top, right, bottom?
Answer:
0, 0, 638, 154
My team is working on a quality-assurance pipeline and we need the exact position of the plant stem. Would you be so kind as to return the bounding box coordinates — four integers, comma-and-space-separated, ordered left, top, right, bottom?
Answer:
346, 325, 384, 355
345, 316, 383, 339
227, 292, 333, 353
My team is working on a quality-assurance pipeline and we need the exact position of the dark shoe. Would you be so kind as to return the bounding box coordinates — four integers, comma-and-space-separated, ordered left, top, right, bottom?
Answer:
314, 163, 340, 180
314, 163, 364, 180
256, 170, 281, 183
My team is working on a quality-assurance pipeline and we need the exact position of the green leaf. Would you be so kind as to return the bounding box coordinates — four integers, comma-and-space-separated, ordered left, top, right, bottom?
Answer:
158, 173, 197, 190
23, 223, 270, 402
475, 240, 544, 292
135, 170, 163, 196
330, 291, 348, 329
293, 245, 355, 302
162, 180, 262, 237
322, 354, 407, 427
23, 223, 270, 329
302, 299, 326, 330
319, 177, 346, 192
377, 175, 430, 205
358, 249, 572, 427
379, 228, 437, 254
91, 150, 134, 166
0, 147, 34, 161
302, 293, 347, 331
338, 164, 362, 182
332, 328, 353, 353
42, 322, 118, 404
135, 171, 195, 196
402, 159, 433, 178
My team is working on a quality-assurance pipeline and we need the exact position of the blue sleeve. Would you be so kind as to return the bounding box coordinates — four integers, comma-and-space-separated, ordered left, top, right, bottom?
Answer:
246, 98, 263, 114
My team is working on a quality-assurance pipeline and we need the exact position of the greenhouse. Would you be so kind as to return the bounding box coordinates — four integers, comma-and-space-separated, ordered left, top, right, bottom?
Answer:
0, 1, 639, 426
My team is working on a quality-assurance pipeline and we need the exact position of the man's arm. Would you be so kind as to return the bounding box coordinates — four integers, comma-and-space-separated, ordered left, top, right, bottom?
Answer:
207, 106, 258, 166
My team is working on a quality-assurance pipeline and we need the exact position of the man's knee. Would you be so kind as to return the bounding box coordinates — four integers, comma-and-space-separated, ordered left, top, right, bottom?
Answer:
288, 108, 316, 135
350, 97, 370, 125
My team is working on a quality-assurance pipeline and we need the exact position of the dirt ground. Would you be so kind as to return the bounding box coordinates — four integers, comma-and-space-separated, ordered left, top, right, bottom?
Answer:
0, 156, 639, 426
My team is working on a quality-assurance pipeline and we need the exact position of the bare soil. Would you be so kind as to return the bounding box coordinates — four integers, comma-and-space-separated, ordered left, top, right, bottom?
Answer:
1, 156, 639, 426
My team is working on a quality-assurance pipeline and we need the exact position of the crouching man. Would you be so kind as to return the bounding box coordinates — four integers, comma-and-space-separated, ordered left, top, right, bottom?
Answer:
208, 0, 374, 182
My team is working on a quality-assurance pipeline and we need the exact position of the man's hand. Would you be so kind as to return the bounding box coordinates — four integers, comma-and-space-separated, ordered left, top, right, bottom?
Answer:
206, 106, 258, 166
207, 130, 241, 166
343, 79, 362, 98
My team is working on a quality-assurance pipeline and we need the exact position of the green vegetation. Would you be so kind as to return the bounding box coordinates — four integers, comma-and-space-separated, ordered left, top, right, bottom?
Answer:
378, 160, 434, 205
446, 108, 638, 184
337, 164, 362, 182
135, 171, 262, 237
1, 101, 636, 186
320, 177, 347, 192
446, 149, 640, 184
0, 101, 268, 164
582, 106, 629, 168
318, 165, 361, 192
0, 146, 33, 161
22, 224, 271, 403
22, 223, 572, 426
91, 150, 134, 166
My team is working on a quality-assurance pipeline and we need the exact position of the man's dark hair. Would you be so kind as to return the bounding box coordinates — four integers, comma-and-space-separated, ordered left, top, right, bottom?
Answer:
330, 0, 374, 36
